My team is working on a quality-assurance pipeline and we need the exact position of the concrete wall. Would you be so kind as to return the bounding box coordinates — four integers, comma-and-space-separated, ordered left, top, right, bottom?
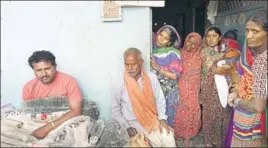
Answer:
1, 1, 152, 120
214, 3, 266, 45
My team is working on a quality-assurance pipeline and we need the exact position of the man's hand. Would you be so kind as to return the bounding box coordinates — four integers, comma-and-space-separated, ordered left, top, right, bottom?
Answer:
130, 133, 151, 147
127, 127, 138, 138
228, 92, 238, 107
32, 124, 52, 139
136, 133, 151, 147
159, 119, 171, 134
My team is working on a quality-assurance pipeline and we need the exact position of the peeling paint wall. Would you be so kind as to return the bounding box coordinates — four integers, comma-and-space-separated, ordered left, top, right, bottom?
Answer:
1, 1, 152, 120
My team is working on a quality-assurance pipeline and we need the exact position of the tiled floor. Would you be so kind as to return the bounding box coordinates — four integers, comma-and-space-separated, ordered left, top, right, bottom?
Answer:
175, 129, 205, 147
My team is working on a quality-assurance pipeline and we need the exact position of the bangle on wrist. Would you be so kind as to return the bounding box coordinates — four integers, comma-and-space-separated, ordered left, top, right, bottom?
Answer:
50, 121, 55, 129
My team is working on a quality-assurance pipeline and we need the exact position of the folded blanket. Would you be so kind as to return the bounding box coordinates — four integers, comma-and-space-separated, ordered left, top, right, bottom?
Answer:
1, 96, 129, 147
21, 96, 99, 120
215, 60, 229, 108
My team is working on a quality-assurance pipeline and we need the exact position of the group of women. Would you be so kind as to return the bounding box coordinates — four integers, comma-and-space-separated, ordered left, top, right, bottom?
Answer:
150, 10, 267, 147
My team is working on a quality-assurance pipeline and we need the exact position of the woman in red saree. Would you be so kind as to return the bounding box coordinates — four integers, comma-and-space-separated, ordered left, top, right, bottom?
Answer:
200, 26, 241, 147
174, 32, 202, 147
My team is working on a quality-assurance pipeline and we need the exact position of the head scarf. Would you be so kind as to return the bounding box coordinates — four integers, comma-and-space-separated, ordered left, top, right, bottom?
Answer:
153, 25, 181, 49
224, 38, 241, 58
152, 25, 183, 76
181, 32, 202, 58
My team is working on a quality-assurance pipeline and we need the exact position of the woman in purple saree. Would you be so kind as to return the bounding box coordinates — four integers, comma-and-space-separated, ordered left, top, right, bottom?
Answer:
150, 25, 183, 128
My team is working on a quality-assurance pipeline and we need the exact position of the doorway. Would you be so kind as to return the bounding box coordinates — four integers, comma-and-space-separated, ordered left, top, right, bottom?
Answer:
152, 0, 208, 47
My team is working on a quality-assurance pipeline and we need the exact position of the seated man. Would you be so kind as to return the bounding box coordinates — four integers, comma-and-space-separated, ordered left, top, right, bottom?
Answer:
1, 50, 129, 147
112, 47, 176, 147
23, 50, 82, 139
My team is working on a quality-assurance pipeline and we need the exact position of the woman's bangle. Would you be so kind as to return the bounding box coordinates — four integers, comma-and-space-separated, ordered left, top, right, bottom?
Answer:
50, 121, 55, 129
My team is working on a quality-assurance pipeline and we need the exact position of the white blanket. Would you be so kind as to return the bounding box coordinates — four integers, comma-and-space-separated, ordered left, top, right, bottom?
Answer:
214, 60, 229, 108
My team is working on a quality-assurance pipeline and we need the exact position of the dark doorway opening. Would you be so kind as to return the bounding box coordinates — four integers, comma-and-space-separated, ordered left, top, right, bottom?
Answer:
152, 0, 209, 47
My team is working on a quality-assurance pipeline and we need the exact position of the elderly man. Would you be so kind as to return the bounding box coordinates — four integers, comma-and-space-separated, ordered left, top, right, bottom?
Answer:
23, 50, 83, 139
112, 47, 176, 147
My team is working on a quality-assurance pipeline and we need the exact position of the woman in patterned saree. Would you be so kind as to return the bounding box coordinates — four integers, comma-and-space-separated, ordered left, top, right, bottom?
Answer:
200, 26, 240, 147
174, 32, 202, 147
150, 25, 183, 128
227, 10, 267, 147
